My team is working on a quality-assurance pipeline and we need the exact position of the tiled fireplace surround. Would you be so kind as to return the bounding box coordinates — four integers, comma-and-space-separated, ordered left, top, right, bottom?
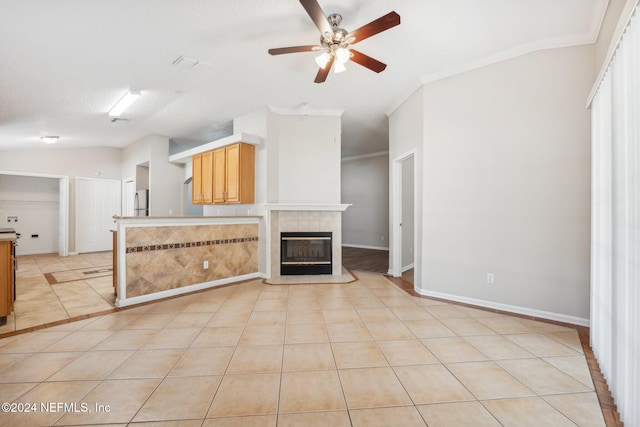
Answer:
269, 209, 344, 278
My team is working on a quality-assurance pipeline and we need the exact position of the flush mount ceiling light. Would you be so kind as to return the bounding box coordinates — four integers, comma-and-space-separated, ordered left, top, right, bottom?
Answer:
108, 90, 141, 117
40, 136, 59, 144
268, 0, 400, 83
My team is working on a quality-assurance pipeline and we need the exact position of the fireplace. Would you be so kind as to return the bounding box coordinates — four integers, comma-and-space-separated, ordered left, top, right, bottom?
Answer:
280, 232, 332, 275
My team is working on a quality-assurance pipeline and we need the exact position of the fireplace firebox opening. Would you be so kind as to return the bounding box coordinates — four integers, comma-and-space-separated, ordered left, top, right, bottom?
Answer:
280, 232, 332, 275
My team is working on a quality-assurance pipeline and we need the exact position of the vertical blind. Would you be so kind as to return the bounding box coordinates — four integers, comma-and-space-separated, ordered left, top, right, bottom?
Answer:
590, 4, 640, 426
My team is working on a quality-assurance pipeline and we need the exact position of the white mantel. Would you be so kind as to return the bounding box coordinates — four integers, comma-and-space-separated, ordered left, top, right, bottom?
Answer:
265, 203, 351, 212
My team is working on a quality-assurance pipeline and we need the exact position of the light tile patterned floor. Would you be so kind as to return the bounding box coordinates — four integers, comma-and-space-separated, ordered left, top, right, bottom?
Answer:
0, 252, 115, 334
0, 269, 605, 426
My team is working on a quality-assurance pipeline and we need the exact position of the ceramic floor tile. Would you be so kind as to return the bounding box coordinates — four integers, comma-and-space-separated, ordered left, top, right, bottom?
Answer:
417, 401, 502, 427
377, 339, 439, 366
285, 309, 324, 324
476, 316, 536, 334
0, 352, 79, 383
423, 305, 469, 319
365, 321, 415, 341
496, 358, 591, 395
207, 373, 280, 417
446, 361, 534, 400
203, 415, 277, 426
110, 349, 184, 379
191, 326, 244, 347
326, 322, 373, 342
57, 378, 161, 425
282, 343, 336, 371
226, 345, 283, 374
47, 350, 132, 381
544, 331, 585, 354
276, 411, 350, 427
403, 319, 458, 338
279, 370, 346, 413
421, 337, 489, 363
439, 318, 498, 336
93, 329, 156, 350
141, 327, 201, 349
133, 376, 222, 422
123, 313, 177, 330
543, 392, 606, 427
321, 308, 360, 324
247, 311, 287, 326
356, 307, 398, 322
394, 364, 475, 404
338, 367, 413, 409
284, 322, 328, 344
0, 331, 69, 353
164, 312, 214, 329
238, 325, 285, 346
482, 396, 577, 427
463, 335, 535, 360
42, 330, 114, 352
169, 347, 234, 377
543, 355, 595, 388
388, 305, 433, 320
0, 380, 99, 427
505, 333, 581, 357
332, 341, 388, 369
350, 406, 427, 427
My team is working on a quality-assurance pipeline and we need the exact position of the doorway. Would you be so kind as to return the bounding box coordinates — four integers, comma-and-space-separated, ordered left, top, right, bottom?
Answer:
76, 177, 121, 253
391, 151, 416, 281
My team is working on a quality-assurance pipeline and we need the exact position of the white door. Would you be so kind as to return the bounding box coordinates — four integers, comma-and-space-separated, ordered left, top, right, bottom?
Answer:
123, 179, 135, 217
76, 178, 121, 253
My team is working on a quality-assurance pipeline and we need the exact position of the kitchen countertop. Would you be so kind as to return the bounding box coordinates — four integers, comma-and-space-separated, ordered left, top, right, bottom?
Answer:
113, 216, 262, 220
0, 233, 17, 242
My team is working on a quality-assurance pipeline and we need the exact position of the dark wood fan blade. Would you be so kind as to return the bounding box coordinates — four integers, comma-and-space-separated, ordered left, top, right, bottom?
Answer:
314, 56, 334, 83
300, 0, 333, 37
268, 45, 318, 55
349, 49, 387, 73
347, 11, 400, 44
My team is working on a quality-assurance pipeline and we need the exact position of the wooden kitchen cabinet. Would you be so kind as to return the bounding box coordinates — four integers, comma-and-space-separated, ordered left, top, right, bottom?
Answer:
192, 142, 255, 205
212, 143, 255, 204
192, 151, 213, 204
0, 238, 15, 324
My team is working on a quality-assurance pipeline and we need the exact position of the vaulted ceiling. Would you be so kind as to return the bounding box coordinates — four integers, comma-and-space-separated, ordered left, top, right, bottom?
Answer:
0, 0, 607, 157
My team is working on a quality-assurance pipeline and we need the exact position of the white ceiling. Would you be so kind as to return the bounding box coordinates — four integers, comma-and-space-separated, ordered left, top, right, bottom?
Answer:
0, 0, 607, 157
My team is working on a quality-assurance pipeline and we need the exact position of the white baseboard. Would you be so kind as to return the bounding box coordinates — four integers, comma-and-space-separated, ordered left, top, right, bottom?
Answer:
342, 243, 389, 251
414, 288, 590, 327
401, 263, 414, 272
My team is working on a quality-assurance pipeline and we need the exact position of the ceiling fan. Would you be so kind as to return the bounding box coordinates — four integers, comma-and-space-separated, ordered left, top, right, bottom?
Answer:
268, 0, 400, 83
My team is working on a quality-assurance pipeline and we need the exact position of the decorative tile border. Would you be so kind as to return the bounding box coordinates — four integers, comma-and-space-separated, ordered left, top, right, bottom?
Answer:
125, 236, 258, 254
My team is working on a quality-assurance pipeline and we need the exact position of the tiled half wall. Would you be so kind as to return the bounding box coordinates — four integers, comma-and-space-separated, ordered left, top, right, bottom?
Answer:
270, 210, 342, 276
125, 223, 258, 297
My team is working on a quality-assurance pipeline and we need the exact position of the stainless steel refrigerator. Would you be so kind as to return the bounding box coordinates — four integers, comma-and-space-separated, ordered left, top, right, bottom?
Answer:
134, 189, 149, 216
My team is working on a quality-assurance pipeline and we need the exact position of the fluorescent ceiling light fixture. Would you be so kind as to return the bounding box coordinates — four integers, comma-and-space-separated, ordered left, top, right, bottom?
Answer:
109, 90, 141, 117
40, 136, 59, 144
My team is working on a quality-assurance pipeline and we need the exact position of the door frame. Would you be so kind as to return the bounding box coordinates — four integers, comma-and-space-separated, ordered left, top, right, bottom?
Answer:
390, 149, 416, 278
75, 176, 121, 253
0, 170, 69, 256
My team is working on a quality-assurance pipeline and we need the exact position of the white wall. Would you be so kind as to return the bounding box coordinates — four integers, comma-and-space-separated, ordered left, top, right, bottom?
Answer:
122, 134, 184, 216
0, 146, 121, 253
0, 175, 59, 255
403, 45, 593, 323
401, 155, 415, 269
341, 153, 389, 250
389, 87, 424, 282
268, 113, 342, 204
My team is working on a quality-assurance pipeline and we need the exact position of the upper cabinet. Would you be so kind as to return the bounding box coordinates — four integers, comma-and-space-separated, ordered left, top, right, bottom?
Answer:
192, 151, 213, 204
193, 142, 255, 205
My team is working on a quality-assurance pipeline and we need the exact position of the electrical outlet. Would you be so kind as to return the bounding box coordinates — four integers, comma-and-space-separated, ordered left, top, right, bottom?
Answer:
203, 260, 209, 269
7, 216, 17, 223
487, 273, 494, 284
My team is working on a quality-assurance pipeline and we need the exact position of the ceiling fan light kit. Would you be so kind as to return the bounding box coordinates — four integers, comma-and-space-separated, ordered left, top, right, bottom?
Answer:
268, 0, 400, 83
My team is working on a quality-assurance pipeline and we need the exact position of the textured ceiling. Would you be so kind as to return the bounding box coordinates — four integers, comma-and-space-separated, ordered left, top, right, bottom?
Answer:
0, 0, 607, 157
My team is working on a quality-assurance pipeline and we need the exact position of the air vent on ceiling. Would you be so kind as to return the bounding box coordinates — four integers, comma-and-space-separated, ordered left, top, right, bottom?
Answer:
172, 55, 211, 69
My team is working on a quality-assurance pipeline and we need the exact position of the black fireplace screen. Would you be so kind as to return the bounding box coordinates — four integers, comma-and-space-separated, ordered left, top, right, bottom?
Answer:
280, 232, 332, 275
